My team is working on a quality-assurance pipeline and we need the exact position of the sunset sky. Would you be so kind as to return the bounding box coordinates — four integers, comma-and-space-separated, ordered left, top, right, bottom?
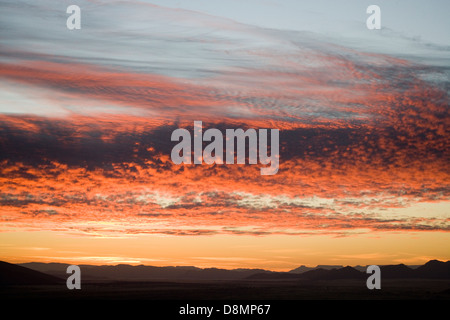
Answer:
0, 0, 449, 271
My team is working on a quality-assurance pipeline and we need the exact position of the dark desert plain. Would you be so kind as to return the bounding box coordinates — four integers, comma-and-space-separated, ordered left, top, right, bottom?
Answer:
1, 260, 449, 300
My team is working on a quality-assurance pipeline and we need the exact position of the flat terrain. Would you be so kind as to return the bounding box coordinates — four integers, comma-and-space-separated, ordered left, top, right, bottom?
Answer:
2, 279, 449, 300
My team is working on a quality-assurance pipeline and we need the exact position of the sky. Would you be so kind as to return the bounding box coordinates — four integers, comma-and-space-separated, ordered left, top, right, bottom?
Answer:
0, 0, 449, 270
148, 0, 450, 47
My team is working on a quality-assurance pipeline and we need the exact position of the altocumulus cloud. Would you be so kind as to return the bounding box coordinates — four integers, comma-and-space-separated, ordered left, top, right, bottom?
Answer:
0, 0, 448, 237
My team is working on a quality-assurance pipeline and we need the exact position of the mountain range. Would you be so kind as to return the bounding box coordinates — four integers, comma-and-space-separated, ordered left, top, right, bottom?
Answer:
17, 262, 268, 281
249, 260, 450, 280
0, 260, 448, 285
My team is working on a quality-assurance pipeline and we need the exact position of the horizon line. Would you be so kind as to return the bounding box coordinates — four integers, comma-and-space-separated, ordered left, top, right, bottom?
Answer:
4, 258, 448, 272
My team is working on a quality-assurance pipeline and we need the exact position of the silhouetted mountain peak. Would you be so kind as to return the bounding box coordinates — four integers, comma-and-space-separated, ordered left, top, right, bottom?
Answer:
317, 265, 343, 270
423, 259, 443, 266
415, 260, 450, 279
289, 265, 314, 274
289, 264, 344, 274
0, 261, 63, 285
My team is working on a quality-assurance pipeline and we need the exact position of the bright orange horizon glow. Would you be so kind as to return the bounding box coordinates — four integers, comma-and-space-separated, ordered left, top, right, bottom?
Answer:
1, 230, 449, 271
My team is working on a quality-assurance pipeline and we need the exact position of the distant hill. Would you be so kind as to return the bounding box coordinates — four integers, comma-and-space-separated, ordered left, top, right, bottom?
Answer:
288, 264, 433, 274
289, 265, 344, 274
288, 265, 314, 274
353, 265, 367, 272
14, 260, 450, 282
415, 260, 450, 279
246, 271, 303, 280
19, 262, 268, 281
250, 260, 450, 280
380, 264, 416, 279
0, 261, 63, 285
289, 264, 368, 274
304, 266, 365, 281
316, 265, 344, 270
250, 266, 365, 281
